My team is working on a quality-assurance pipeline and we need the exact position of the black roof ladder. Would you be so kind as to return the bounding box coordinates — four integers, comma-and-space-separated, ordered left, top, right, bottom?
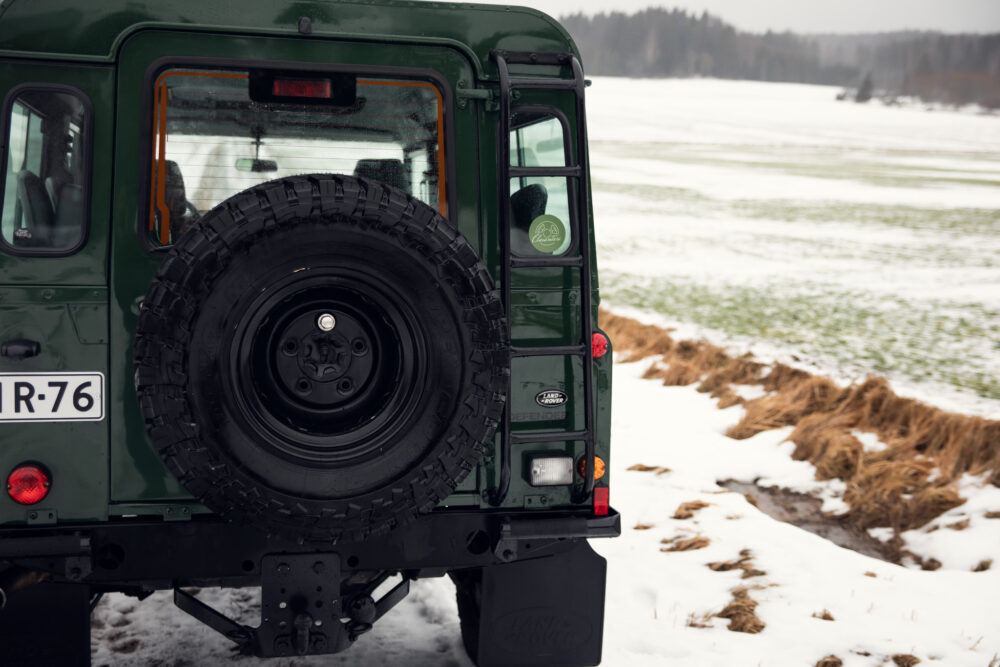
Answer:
488, 50, 598, 507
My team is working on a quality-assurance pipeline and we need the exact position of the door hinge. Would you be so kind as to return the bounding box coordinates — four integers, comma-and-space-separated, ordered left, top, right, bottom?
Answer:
456, 82, 497, 110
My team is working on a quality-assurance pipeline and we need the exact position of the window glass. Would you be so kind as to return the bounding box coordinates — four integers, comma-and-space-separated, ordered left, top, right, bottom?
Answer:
2, 89, 88, 252
509, 111, 572, 256
148, 67, 446, 246
510, 113, 566, 168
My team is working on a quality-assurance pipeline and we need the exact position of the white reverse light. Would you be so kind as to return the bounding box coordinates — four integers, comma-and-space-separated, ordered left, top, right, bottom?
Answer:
529, 456, 574, 487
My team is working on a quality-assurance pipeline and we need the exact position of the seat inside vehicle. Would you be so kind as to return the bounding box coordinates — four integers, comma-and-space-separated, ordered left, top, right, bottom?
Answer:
510, 182, 547, 255
4, 89, 87, 251
162, 159, 199, 239
353, 158, 409, 193
14, 170, 54, 247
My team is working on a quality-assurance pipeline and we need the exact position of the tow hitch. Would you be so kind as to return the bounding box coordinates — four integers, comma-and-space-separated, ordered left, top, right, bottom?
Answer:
173, 553, 410, 658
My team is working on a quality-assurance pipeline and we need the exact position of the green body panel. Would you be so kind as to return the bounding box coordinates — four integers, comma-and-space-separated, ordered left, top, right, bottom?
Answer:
0, 0, 579, 78
0, 0, 610, 525
0, 287, 109, 523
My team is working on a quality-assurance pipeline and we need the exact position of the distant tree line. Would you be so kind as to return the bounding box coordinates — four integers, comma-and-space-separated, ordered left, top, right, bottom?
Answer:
560, 9, 1000, 106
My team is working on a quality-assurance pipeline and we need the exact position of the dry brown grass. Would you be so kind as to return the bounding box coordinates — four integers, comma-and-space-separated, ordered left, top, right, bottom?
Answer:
985, 511, 1000, 519
707, 549, 767, 579
600, 308, 1000, 534
660, 536, 711, 552
599, 310, 675, 363
633, 523, 655, 531
673, 500, 711, 520
921, 558, 942, 571
789, 415, 864, 480
843, 462, 965, 530
715, 587, 766, 634
812, 609, 835, 621
602, 309, 753, 404
891, 655, 920, 667
761, 362, 812, 392
714, 388, 744, 410
699, 355, 766, 395
686, 612, 714, 629
947, 518, 970, 530
973, 559, 993, 572
816, 657, 843, 667
627, 463, 666, 473
727, 376, 843, 439
660, 361, 703, 386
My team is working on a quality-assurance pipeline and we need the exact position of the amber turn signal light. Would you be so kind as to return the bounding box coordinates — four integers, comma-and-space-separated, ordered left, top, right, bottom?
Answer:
578, 455, 606, 481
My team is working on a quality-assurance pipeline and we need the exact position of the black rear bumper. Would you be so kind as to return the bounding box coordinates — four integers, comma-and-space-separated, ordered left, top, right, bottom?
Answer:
0, 508, 620, 590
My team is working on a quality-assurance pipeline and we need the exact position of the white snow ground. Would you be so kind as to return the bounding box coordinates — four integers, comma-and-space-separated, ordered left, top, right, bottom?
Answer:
92, 358, 1000, 666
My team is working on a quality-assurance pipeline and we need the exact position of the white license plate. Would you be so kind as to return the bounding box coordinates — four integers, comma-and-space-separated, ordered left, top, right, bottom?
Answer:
0, 373, 105, 423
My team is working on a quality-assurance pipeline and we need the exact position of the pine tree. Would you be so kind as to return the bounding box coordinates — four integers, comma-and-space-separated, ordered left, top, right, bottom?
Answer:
856, 72, 874, 103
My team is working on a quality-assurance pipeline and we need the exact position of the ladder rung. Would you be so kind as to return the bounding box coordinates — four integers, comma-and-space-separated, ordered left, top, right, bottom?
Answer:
511, 255, 582, 269
512, 345, 586, 358
509, 166, 581, 178
493, 50, 574, 67
511, 430, 592, 445
508, 78, 579, 90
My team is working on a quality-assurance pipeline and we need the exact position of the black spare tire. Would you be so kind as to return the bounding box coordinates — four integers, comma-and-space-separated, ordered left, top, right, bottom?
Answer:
134, 175, 507, 542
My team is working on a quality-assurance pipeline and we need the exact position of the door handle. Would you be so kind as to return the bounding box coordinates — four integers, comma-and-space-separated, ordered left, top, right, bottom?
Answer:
1, 339, 41, 360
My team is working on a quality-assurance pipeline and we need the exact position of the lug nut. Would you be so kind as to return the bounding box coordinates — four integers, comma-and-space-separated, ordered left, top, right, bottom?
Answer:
317, 313, 336, 331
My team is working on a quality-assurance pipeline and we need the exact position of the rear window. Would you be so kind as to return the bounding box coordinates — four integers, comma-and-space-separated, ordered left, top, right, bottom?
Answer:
1, 87, 89, 254
148, 67, 446, 246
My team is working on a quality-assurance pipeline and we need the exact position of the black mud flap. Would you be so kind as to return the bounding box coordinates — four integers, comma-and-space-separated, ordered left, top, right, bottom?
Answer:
477, 540, 607, 667
0, 582, 91, 666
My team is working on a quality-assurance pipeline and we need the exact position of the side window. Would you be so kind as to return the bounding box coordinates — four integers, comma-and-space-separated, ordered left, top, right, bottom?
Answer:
509, 110, 573, 256
148, 67, 446, 246
1, 88, 89, 254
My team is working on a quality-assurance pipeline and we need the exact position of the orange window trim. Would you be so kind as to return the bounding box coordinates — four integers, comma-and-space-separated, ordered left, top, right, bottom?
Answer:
150, 74, 447, 246
149, 72, 248, 245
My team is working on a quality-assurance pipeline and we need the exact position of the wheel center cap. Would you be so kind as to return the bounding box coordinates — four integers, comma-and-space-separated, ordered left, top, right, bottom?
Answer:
299, 331, 351, 382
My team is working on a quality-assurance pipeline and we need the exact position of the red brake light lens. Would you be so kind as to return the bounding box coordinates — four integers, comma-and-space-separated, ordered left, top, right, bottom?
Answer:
272, 78, 333, 99
7, 464, 50, 505
592, 332, 609, 359
593, 486, 609, 516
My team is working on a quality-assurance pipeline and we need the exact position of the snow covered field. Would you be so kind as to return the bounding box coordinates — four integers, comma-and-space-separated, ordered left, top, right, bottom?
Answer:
91, 79, 1000, 666
589, 77, 1000, 415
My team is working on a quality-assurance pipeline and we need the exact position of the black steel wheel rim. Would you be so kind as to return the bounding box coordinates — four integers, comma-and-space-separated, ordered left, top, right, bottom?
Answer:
224, 269, 427, 466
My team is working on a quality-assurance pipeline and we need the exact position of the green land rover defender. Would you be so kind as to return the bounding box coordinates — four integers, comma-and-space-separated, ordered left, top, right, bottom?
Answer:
0, 1, 618, 664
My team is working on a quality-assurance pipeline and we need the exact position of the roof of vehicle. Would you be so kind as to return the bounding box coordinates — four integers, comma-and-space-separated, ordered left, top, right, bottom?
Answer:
0, 0, 579, 79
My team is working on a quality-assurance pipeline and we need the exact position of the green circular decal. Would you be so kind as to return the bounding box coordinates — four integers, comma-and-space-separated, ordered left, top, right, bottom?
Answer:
528, 214, 567, 254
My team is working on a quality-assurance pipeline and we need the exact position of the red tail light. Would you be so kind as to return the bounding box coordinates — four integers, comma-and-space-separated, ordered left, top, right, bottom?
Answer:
593, 486, 609, 516
272, 78, 332, 99
591, 332, 609, 359
7, 464, 50, 505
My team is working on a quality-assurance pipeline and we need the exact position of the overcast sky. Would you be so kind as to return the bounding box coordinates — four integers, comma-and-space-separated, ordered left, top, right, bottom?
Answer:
461, 0, 1000, 34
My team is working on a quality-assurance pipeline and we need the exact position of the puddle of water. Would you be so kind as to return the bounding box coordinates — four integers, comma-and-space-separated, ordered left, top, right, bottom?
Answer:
719, 480, 897, 562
